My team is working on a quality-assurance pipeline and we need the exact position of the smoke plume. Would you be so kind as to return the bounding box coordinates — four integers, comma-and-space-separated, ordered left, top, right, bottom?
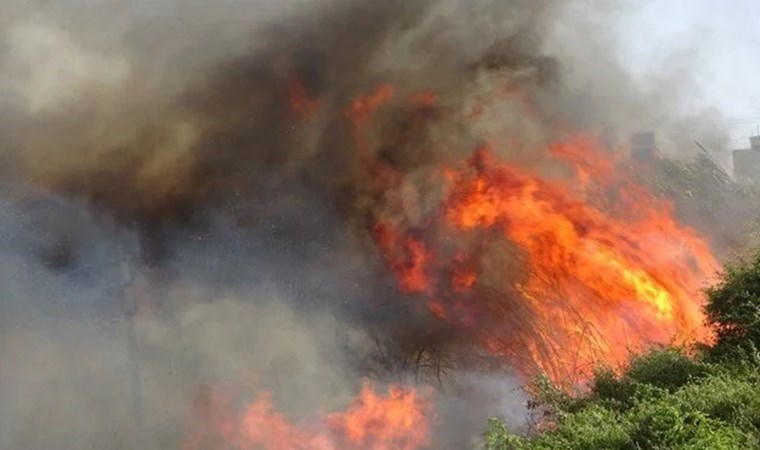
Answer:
0, 0, 728, 448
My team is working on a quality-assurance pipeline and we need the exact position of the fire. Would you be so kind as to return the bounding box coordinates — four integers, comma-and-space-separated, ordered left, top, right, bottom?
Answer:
443, 140, 718, 381
184, 383, 432, 450
345, 84, 397, 156
241, 392, 332, 450
350, 84, 720, 383
346, 84, 397, 127
328, 384, 432, 450
372, 221, 433, 294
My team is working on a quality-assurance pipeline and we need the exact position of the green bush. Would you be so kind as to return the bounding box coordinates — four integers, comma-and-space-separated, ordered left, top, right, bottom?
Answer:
672, 374, 760, 439
628, 402, 748, 450
706, 252, 760, 359
625, 348, 711, 390
485, 405, 632, 450
485, 366, 760, 449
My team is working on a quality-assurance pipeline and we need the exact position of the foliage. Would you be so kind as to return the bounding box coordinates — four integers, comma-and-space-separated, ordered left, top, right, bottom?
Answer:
706, 251, 760, 358
484, 250, 760, 450
485, 352, 760, 450
624, 347, 712, 392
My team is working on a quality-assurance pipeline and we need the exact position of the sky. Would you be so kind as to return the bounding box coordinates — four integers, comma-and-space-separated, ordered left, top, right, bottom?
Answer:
620, 0, 760, 147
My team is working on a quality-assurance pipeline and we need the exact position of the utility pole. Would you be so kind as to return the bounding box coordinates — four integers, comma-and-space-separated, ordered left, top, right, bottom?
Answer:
121, 259, 147, 449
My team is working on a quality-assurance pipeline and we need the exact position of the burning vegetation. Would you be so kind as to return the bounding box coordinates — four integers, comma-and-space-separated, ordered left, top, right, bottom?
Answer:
0, 0, 749, 449
184, 383, 432, 450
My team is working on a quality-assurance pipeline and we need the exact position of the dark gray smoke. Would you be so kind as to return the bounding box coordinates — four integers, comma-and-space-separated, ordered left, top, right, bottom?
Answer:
0, 0, 729, 448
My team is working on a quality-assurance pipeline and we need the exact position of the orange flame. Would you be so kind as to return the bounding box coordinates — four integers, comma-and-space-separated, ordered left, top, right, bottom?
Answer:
442, 138, 719, 381
184, 383, 432, 450
344, 84, 397, 157
328, 384, 432, 450
346, 84, 396, 127
365, 110, 719, 383
241, 392, 333, 450
372, 221, 433, 294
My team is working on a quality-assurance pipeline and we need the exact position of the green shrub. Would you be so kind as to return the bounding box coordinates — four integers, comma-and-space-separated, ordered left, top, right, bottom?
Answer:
706, 252, 760, 357
590, 367, 639, 410
625, 348, 711, 391
628, 402, 747, 450
484, 350, 760, 449
672, 374, 760, 440
485, 406, 633, 450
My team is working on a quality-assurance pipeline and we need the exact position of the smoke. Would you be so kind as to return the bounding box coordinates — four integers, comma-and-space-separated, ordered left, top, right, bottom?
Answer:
0, 192, 372, 448
0, 0, 729, 448
0, 286, 364, 448
0, 0, 726, 240
543, 2, 727, 160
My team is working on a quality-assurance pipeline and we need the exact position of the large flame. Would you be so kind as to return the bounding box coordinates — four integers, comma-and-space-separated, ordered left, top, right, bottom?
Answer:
443, 139, 719, 381
184, 383, 432, 450
353, 86, 721, 384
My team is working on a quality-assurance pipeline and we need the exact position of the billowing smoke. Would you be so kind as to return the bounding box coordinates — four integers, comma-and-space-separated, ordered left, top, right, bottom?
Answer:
0, 0, 728, 448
